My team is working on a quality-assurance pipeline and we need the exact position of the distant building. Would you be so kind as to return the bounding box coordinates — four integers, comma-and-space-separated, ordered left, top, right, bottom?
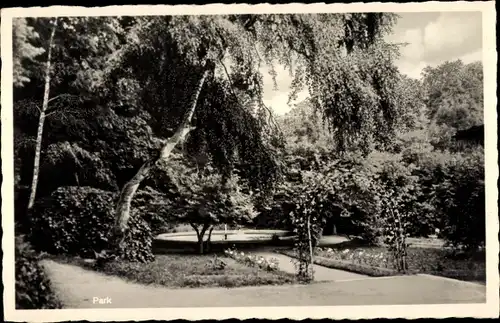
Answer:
453, 124, 484, 146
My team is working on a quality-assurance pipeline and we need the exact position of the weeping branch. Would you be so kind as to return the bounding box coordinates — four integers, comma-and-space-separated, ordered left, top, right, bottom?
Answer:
217, 58, 282, 136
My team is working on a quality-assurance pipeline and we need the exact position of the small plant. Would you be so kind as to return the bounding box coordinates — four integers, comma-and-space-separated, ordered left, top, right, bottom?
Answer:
380, 195, 411, 272
206, 254, 227, 271
376, 163, 419, 273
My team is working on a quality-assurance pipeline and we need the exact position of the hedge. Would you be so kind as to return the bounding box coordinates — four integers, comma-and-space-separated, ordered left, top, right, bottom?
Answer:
29, 186, 154, 262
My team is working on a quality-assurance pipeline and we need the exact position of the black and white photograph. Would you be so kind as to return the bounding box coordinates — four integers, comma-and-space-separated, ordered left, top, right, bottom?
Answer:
1, 2, 498, 321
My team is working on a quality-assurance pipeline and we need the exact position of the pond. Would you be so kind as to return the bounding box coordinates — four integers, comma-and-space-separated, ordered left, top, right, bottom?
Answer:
153, 230, 294, 253
156, 230, 291, 243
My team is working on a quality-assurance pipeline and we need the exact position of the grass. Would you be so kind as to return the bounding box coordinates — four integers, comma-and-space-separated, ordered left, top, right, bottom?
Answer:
279, 243, 485, 283
58, 253, 297, 289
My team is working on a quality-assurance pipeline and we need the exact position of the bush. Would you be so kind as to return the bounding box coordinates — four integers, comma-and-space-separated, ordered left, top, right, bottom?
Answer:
434, 151, 485, 251
15, 236, 63, 309
29, 186, 154, 262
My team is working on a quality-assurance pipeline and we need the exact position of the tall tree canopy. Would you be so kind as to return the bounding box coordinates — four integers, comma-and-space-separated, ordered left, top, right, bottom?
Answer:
422, 59, 483, 131
14, 13, 413, 241
93, 13, 407, 166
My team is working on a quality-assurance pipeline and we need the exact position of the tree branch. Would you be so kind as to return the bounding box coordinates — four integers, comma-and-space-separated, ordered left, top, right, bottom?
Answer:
47, 94, 65, 104
44, 109, 60, 117
201, 223, 210, 237
218, 58, 282, 135
44, 94, 81, 116
190, 222, 201, 239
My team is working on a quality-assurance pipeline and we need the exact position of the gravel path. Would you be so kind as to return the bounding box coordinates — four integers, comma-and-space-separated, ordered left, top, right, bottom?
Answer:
41, 259, 486, 308
253, 251, 367, 281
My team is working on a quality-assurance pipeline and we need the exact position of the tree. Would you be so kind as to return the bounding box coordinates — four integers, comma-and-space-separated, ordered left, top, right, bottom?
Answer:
278, 99, 334, 150
26, 18, 57, 210
112, 66, 212, 246
422, 60, 483, 132
13, 18, 45, 88
14, 17, 124, 211
433, 149, 485, 251
152, 153, 257, 254
14, 17, 132, 213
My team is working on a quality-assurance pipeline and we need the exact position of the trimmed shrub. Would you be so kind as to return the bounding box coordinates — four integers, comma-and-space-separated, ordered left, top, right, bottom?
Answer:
29, 186, 154, 262
15, 236, 63, 309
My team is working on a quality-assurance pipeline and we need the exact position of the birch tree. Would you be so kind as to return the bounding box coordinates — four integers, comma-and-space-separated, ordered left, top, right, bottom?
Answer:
15, 17, 128, 211
26, 18, 57, 210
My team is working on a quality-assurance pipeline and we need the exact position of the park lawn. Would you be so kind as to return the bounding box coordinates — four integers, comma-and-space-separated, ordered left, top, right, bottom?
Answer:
311, 246, 485, 283
61, 254, 297, 288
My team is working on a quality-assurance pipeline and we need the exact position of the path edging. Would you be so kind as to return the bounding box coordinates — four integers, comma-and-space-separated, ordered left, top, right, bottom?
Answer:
275, 249, 404, 278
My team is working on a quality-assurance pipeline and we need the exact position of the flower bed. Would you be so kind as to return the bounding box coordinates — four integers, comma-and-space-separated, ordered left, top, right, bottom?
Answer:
280, 245, 485, 282
277, 249, 402, 277
316, 247, 395, 268
224, 248, 280, 272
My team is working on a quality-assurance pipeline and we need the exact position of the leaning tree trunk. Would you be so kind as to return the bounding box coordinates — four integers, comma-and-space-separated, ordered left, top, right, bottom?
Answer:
27, 19, 57, 211
110, 68, 211, 249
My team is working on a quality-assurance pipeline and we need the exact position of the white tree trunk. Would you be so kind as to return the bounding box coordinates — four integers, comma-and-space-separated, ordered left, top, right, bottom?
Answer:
27, 19, 57, 210
111, 68, 211, 243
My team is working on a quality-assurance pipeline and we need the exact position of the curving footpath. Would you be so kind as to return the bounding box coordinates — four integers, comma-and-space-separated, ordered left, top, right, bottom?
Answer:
41, 257, 486, 309
253, 251, 367, 281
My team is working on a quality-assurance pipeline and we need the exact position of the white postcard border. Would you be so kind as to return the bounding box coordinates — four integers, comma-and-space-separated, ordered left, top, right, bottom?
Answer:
2, 2, 498, 321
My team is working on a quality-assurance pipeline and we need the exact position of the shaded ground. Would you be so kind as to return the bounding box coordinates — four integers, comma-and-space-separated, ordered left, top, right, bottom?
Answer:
42, 259, 486, 308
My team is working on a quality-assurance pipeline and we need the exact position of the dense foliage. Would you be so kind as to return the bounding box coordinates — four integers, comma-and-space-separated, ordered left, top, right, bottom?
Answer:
433, 150, 485, 251
29, 186, 155, 262
15, 236, 63, 309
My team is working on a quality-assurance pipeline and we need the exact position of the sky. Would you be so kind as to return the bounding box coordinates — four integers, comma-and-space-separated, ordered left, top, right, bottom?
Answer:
263, 11, 483, 116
